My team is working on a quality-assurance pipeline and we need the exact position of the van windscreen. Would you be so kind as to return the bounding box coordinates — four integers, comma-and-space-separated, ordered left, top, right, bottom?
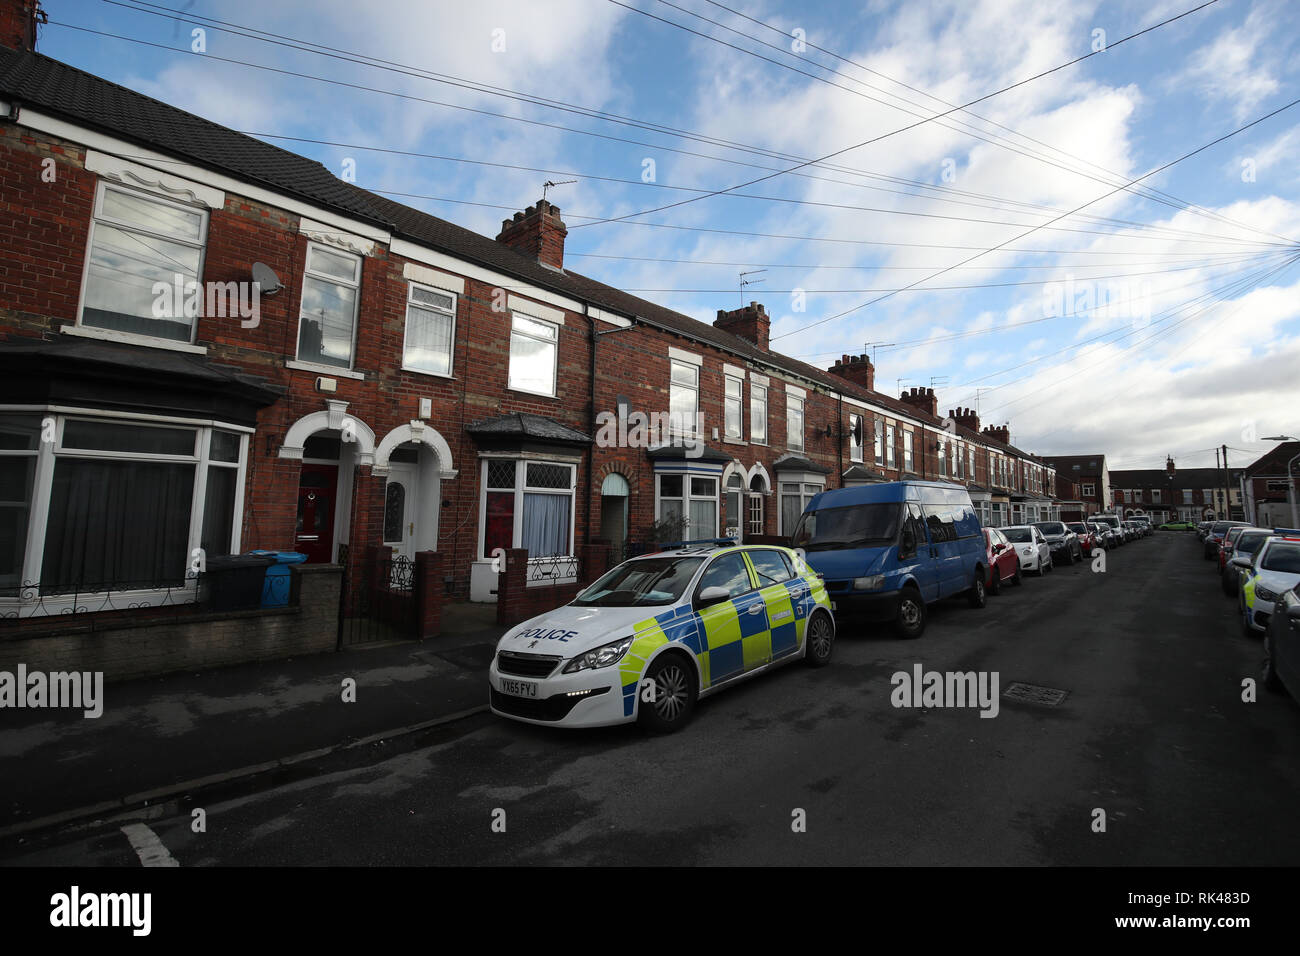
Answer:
792, 503, 901, 552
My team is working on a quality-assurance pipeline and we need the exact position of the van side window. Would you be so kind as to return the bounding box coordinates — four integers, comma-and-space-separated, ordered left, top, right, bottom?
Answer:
925, 506, 956, 543
749, 549, 794, 585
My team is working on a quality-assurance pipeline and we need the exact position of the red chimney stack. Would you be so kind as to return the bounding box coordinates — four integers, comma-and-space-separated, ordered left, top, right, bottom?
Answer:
714, 301, 770, 351
0, 0, 41, 51
496, 199, 567, 271
899, 386, 938, 417
981, 424, 1011, 445
948, 407, 980, 433
828, 353, 875, 391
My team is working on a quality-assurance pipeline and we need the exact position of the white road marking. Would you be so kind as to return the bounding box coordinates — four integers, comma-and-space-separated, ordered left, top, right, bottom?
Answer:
120, 823, 180, 867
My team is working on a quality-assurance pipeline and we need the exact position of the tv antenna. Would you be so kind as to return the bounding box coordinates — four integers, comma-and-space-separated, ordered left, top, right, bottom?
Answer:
864, 341, 894, 365
542, 179, 576, 201
739, 269, 767, 306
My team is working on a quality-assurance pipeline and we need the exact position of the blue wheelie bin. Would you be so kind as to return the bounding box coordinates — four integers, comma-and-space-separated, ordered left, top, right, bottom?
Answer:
244, 550, 308, 607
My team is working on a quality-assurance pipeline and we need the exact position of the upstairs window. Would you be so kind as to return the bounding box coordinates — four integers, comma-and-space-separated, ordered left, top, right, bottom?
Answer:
849, 414, 864, 463
403, 284, 456, 376
903, 431, 914, 471
750, 383, 768, 444
298, 243, 362, 369
873, 419, 884, 466
886, 425, 896, 468
81, 182, 208, 343
508, 313, 559, 396
787, 393, 804, 451
669, 360, 699, 435
724, 375, 743, 440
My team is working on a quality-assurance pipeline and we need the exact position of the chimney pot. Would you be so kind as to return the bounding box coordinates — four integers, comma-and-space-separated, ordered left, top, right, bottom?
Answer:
496, 196, 568, 270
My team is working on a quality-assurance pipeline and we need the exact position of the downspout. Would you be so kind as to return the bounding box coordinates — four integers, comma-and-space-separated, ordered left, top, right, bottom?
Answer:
586, 302, 596, 550
836, 392, 843, 486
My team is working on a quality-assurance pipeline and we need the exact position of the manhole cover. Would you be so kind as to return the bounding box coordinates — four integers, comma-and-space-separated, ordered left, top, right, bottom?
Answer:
1002, 682, 1068, 707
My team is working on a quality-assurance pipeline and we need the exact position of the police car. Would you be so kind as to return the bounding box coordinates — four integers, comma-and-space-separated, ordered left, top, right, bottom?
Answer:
488, 543, 836, 732
1235, 531, 1300, 637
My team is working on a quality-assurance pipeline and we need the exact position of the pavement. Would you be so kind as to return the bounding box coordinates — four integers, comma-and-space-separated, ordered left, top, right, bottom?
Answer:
0, 602, 504, 838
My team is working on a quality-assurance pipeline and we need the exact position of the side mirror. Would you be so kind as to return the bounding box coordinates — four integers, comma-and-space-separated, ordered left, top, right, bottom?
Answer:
1230, 555, 1252, 569
697, 585, 731, 607
1287, 603, 1300, 621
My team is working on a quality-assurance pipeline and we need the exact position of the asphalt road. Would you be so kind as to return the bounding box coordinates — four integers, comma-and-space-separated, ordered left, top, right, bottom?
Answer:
8, 531, 1300, 866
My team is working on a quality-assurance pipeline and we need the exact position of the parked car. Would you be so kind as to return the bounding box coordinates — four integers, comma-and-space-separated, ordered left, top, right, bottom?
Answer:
1197, 520, 1214, 541
1001, 525, 1053, 575
1033, 520, 1081, 563
488, 543, 836, 732
1066, 521, 1096, 554
1233, 533, 1300, 637
1088, 520, 1118, 549
1222, 528, 1272, 597
1204, 520, 1250, 559
1159, 520, 1196, 530
791, 481, 988, 639
1216, 525, 1250, 573
984, 527, 1022, 593
1132, 516, 1154, 535
1122, 520, 1145, 541
1263, 585, 1300, 703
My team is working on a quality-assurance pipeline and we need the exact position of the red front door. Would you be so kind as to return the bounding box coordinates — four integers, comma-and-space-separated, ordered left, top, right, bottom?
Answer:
296, 463, 338, 563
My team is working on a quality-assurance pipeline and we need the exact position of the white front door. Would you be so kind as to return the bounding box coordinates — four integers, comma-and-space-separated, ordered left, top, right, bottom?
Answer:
383, 463, 419, 563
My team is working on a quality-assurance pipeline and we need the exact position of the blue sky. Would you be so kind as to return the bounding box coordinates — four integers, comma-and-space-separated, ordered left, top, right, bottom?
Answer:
36, 0, 1300, 471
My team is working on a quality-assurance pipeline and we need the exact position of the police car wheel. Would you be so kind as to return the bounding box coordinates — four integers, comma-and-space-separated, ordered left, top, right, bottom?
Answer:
1263, 631, 1284, 692
637, 655, 697, 733
895, 587, 926, 639
805, 611, 834, 667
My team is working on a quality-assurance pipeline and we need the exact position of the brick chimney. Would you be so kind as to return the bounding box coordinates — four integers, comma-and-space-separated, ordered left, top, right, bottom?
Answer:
714, 301, 770, 351
496, 199, 567, 270
1166, 455, 1176, 475
948, 407, 980, 432
981, 424, 1011, 445
899, 386, 938, 417
828, 353, 875, 390
0, 0, 41, 51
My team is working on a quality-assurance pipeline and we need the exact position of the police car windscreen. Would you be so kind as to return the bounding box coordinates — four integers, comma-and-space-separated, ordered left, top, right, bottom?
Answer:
1260, 541, 1300, 574
792, 503, 900, 551
573, 556, 705, 607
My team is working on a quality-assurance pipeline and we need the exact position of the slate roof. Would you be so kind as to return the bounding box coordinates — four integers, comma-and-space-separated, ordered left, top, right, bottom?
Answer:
1109, 467, 1243, 488
772, 455, 832, 475
1243, 441, 1300, 477
645, 444, 733, 464
0, 43, 1057, 471
466, 412, 591, 444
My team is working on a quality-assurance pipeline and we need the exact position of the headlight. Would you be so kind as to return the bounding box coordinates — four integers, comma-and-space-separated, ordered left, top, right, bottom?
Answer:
1021, 547, 1034, 556
854, 575, 885, 590
562, 636, 633, 674
1256, 586, 1277, 603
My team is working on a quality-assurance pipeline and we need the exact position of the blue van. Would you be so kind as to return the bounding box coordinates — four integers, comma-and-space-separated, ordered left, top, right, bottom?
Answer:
790, 481, 987, 638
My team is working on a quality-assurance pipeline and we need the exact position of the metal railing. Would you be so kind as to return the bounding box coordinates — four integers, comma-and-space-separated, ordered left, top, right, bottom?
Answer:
526, 555, 579, 585
0, 571, 202, 624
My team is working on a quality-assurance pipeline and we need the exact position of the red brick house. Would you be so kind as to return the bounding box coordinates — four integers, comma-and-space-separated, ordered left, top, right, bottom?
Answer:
0, 7, 1061, 643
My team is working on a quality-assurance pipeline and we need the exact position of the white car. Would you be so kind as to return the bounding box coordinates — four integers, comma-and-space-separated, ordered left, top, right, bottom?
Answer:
1236, 534, 1300, 636
1000, 525, 1054, 575
488, 544, 836, 732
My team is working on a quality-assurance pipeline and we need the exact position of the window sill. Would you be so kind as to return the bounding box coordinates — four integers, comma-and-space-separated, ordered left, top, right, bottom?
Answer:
61, 324, 207, 355
286, 359, 366, 380
401, 365, 456, 381
506, 385, 557, 400
722, 436, 747, 445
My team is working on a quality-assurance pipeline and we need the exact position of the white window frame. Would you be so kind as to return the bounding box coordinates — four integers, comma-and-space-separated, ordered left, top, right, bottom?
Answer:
476, 458, 577, 580
296, 241, 363, 371
786, 393, 805, 451
402, 281, 456, 378
77, 180, 210, 347
937, 437, 947, 477
724, 373, 744, 441
655, 470, 720, 541
778, 476, 824, 535
750, 382, 768, 445
968, 447, 976, 482
1082, 482, 1095, 497
886, 424, 896, 468
849, 413, 864, 464
873, 419, 884, 466
507, 312, 560, 398
903, 430, 914, 472
0, 408, 250, 614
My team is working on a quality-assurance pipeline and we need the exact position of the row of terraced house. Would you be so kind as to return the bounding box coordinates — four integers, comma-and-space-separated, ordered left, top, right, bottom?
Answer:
0, 4, 1065, 674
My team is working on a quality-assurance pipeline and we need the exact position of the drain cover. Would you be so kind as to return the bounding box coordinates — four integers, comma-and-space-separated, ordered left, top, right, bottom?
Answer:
1002, 682, 1068, 707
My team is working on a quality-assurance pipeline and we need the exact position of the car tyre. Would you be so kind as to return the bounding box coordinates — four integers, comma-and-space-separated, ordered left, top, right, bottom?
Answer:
1011, 563, 1023, 587
988, 565, 1002, 595
804, 610, 834, 667
636, 654, 697, 734
1263, 630, 1284, 692
968, 569, 986, 608
895, 586, 926, 639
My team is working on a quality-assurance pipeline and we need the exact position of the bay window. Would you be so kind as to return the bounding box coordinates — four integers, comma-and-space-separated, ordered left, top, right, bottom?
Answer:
80, 181, 208, 344
779, 480, 823, 535
480, 458, 576, 564
298, 243, 362, 370
403, 283, 456, 376
657, 472, 718, 541
0, 412, 248, 604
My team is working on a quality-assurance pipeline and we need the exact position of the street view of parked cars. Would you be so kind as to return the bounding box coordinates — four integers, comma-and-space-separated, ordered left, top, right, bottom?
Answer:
489, 478, 1157, 732
1198, 519, 1300, 708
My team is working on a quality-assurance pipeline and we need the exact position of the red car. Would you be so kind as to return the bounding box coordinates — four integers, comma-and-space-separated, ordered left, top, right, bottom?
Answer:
1066, 521, 1095, 554
984, 527, 1022, 593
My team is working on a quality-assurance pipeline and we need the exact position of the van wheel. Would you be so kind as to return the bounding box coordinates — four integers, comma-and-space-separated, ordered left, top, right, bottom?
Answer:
895, 586, 926, 639
804, 611, 834, 667
968, 570, 986, 608
636, 654, 697, 733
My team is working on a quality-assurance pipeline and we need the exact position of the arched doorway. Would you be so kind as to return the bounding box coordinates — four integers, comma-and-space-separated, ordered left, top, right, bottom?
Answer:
724, 472, 745, 540
600, 472, 630, 556
748, 472, 768, 536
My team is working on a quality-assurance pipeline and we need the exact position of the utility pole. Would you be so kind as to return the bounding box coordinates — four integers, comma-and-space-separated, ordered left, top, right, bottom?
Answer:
1214, 447, 1223, 519
1222, 444, 1232, 520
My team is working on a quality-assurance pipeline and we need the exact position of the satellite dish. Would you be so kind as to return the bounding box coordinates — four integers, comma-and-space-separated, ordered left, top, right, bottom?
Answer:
850, 417, 863, 445
251, 262, 282, 296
